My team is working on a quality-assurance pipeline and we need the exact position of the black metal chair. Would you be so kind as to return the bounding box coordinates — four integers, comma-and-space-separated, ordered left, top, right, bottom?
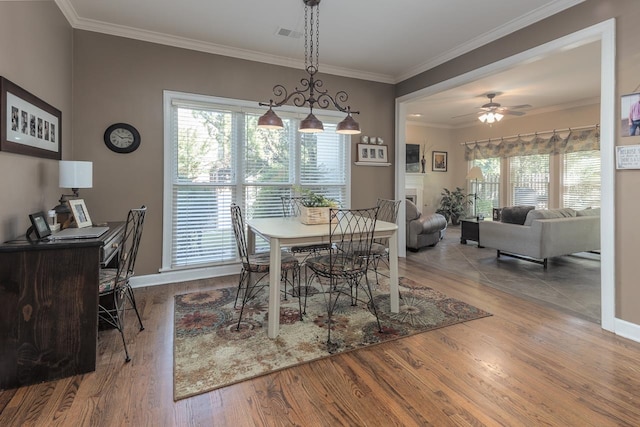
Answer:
306, 207, 382, 352
368, 198, 401, 285
230, 204, 301, 329
98, 206, 146, 362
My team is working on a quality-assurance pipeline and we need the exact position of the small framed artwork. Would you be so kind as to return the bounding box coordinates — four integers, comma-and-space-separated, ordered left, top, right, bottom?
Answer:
1, 76, 62, 159
432, 151, 447, 172
621, 92, 640, 138
28, 211, 51, 240
357, 143, 388, 163
68, 199, 92, 228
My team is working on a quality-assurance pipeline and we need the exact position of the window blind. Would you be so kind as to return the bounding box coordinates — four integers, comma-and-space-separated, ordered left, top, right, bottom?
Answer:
508, 154, 549, 208
562, 150, 600, 209
166, 94, 348, 270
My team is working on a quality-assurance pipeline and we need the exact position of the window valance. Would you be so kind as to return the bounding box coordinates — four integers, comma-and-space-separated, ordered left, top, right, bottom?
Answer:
464, 125, 599, 161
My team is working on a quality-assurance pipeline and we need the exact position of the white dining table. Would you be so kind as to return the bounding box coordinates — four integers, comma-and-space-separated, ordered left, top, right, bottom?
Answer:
246, 216, 399, 338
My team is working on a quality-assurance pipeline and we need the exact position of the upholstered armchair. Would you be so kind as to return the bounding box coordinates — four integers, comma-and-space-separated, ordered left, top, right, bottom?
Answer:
405, 199, 447, 251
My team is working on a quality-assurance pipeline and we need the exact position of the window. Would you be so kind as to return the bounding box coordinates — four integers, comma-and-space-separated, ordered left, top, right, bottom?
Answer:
470, 158, 500, 218
562, 150, 600, 209
508, 154, 549, 208
163, 92, 349, 271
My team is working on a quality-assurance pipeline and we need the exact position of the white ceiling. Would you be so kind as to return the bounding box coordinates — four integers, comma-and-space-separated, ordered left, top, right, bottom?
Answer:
54, 0, 597, 126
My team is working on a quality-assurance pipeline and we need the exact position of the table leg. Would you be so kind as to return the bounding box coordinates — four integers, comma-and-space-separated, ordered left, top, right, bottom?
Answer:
268, 237, 281, 338
388, 230, 399, 313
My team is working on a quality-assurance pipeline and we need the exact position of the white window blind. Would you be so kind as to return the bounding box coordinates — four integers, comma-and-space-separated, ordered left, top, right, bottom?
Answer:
508, 154, 549, 208
562, 150, 600, 209
165, 93, 349, 270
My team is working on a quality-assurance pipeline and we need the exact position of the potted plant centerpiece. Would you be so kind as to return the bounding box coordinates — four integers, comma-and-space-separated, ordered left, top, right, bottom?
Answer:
436, 187, 471, 225
299, 189, 339, 224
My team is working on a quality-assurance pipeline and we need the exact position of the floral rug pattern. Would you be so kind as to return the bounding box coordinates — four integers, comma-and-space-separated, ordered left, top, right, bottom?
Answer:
173, 277, 491, 400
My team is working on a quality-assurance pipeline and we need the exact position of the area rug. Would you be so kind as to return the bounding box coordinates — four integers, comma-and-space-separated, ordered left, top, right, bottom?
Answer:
173, 276, 491, 400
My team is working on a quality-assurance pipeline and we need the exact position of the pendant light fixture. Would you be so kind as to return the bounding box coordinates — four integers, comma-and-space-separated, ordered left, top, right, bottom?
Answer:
257, 0, 361, 135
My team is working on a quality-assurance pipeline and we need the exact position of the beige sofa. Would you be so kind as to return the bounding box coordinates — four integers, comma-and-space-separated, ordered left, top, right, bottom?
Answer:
479, 207, 600, 268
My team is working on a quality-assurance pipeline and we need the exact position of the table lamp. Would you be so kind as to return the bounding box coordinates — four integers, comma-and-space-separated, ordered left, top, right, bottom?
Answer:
466, 166, 484, 219
54, 161, 93, 223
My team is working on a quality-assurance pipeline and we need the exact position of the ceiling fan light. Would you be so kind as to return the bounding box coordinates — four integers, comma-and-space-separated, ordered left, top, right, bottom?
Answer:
494, 112, 504, 121
336, 113, 361, 135
258, 107, 284, 130
478, 113, 488, 123
299, 113, 324, 133
486, 113, 496, 124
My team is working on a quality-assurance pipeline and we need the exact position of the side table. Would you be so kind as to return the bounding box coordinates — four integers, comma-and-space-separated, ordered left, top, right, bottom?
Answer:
460, 217, 490, 247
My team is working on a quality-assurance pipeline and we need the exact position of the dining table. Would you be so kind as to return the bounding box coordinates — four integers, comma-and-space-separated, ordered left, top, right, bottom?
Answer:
246, 216, 399, 338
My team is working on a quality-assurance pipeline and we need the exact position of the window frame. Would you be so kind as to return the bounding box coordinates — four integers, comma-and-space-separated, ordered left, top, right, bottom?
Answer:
161, 90, 351, 274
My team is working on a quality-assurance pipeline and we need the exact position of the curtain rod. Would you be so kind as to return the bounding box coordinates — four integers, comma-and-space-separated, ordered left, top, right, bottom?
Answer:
460, 124, 599, 146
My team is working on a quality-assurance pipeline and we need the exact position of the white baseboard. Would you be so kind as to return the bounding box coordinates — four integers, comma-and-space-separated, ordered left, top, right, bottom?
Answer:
129, 264, 240, 288
614, 318, 640, 343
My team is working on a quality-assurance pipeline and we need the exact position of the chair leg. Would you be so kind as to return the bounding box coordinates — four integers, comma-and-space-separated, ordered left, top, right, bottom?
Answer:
362, 272, 382, 332
113, 290, 131, 362
125, 285, 144, 331
236, 271, 252, 330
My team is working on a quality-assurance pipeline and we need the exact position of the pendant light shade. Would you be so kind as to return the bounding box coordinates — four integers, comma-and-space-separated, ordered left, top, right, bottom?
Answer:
257, 0, 361, 135
299, 113, 324, 133
258, 107, 284, 130
336, 113, 361, 135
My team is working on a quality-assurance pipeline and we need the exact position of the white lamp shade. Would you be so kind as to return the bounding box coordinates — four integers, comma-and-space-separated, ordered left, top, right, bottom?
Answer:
466, 166, 484, 181
59, 160, 93, 189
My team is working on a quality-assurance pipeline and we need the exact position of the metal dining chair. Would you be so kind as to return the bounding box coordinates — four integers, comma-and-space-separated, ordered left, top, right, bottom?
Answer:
305, 206, 382, 352
230, 203, 302, 330
368, 198, 401, 285
98, 205, 146, 362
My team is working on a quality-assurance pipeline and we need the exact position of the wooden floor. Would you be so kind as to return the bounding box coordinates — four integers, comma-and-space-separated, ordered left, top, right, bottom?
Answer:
2, 259, 640, 426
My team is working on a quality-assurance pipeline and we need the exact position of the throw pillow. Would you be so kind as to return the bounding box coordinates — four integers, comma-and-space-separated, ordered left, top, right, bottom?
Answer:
576, 207, 600, 217
500, 205, 535, 225
523, 208, 577, 226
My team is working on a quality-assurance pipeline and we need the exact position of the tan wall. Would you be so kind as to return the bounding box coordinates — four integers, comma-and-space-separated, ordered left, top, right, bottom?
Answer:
405, 124, 459, 214
0, 2, 72, 242
398, 0, 640, 324
72, 31, 395, 275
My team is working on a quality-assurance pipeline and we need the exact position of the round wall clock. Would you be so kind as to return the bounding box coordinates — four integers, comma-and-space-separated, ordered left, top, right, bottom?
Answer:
104, 123, 141, 153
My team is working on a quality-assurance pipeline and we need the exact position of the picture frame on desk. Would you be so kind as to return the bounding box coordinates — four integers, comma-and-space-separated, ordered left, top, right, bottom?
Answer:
68, 199, 92, 228
28, 211, 52, 240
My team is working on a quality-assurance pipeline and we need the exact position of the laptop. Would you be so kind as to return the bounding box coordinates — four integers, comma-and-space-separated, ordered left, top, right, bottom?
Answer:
50, 226, 109, 240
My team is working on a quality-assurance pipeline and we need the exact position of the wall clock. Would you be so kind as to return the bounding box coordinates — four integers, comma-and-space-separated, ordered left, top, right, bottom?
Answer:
103, 123, 141, 153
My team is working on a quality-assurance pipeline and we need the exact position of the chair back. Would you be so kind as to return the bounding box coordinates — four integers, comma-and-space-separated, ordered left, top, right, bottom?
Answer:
230, 203, 250, 265
114, 206, 146, 289
375, 198, 401, 245
280, 196, 305, 218
329, 206, 379, 273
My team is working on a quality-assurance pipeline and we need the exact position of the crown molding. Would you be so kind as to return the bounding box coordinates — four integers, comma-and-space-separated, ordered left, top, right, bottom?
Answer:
54, 0, 394, 84
55, 0, 583, 85
393, 0, 586, 83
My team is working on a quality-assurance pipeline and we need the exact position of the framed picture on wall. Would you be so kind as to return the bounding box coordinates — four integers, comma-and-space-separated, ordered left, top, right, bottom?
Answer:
357, 143, 388, 163
406, 144, 420, 172
622, 92, 640, 138
1, 76, 62, 159
432, 151, 447, 172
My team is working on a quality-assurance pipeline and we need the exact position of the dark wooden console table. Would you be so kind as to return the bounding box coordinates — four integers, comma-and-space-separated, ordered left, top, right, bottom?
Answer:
0, 222, 124, 389
460, 217, 487, 247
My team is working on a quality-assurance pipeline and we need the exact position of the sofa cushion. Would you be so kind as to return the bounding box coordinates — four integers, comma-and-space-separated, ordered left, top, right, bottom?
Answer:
501, 205, 535, 225
524, 208, 577, 226
576, 207, 600, 217
405, 199, 421, 221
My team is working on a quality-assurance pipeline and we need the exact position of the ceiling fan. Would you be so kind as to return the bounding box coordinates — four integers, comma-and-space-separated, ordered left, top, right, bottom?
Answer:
453, 93, 531, 123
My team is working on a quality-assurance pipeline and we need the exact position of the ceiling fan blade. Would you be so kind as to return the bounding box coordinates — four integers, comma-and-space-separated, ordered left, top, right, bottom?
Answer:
451, 112, 479, 119
507, 104, 532, 109
502, 110, 526, 116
